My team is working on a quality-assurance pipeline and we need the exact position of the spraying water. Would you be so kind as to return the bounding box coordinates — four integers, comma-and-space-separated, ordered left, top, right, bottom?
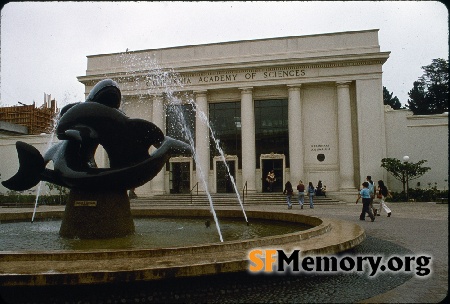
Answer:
186, 98, 248, 224
118, 53, 249, 240
163, 94, 224, 242
31, 114, 59, 223
31, 182, 43, 223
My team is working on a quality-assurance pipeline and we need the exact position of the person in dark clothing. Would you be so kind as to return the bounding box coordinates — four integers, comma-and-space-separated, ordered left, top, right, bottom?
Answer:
356, 182, 375, 222
266, 170, 276, 192
296, 180, 305, 209
283, 181, 294, 209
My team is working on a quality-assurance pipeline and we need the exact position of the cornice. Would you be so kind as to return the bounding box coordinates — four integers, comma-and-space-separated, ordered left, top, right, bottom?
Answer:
78, 55, 389, 86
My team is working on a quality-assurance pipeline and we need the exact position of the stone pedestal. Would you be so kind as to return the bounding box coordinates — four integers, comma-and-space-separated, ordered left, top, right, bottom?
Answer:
59, 189, 135, 239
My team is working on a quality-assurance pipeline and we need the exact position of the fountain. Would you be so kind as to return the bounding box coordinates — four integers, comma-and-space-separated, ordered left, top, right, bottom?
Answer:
0, 64, 366, 289
2, 79, 192, 239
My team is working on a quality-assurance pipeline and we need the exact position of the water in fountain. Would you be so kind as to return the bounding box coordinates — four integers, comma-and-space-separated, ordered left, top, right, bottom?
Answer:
1, 217, 307, 251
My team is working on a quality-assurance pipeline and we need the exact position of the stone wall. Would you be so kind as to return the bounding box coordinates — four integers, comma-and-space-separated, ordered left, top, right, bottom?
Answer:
384, 106, 448, 191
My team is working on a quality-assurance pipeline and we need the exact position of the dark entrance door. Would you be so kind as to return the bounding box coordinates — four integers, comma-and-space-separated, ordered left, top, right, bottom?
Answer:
262, 159, 283, 192
169, 162, 190, 194
216, 161, 236, 193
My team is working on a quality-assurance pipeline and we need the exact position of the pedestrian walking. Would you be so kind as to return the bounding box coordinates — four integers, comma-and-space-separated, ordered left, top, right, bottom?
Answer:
283, 181, 294, 209
307, 182, 315, 208
366, 176, 377, 215
296, 180, 305, 209
375, 180, 392, 217
356, 182, 375, 222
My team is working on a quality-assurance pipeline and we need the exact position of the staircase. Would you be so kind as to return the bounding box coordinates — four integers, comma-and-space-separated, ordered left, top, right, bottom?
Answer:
131, 192, 343, 207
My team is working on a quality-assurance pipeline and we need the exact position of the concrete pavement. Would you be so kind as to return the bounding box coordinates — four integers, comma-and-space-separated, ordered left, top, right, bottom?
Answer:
255, 200, 448, 303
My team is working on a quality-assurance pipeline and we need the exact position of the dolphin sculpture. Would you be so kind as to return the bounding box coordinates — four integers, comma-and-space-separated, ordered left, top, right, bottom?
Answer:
2, 79, 192, 192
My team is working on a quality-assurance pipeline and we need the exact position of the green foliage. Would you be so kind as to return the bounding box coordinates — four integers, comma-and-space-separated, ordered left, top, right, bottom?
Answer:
0, 184, 69, 206
407, 58, 449, 115
383, 86, 402, 109
0, 194, 68, 205
388, 188, 448, 202
380, 158, 431, 193
45, 182, 69, 204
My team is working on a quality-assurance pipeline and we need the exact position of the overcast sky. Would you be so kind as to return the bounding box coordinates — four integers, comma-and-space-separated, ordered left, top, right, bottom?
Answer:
1, 1, 448, 108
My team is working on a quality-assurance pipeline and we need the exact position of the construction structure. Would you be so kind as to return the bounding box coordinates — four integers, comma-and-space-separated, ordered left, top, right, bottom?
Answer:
0, 93, 58, 135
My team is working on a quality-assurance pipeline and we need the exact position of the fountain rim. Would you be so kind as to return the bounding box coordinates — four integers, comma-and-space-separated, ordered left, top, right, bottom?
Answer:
0, 208, 366, 286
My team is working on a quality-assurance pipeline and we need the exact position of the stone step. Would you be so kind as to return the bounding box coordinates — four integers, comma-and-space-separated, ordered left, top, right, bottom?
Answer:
131, 193, 343, 206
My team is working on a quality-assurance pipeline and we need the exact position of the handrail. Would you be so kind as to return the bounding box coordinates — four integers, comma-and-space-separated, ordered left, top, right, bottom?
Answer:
190, 182, 199, 205
242, 181, 247, 205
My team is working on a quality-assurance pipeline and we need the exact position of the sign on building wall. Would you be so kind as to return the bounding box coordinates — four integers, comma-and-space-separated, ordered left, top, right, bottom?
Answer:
146, 67, 308, 87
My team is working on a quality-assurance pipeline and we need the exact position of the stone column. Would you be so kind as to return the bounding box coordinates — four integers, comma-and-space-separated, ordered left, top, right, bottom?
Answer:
194, 91, 210, 192
336, 81, 355, 190
288, 85, 304, 184
152, 94, 166, 194
240, 87, 256, 192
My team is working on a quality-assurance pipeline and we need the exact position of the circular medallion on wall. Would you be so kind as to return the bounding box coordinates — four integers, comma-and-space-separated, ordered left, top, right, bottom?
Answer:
317, 154, 325, 162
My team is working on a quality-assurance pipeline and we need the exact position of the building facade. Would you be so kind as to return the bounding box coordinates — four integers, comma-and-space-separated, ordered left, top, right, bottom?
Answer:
1, 30, 447, 199
77, 29, 391, 200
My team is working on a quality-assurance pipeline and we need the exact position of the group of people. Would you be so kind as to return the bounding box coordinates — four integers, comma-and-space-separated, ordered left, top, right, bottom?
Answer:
272, 171, 393, 219
356, 175, 392, 222
283, 180, 315, 209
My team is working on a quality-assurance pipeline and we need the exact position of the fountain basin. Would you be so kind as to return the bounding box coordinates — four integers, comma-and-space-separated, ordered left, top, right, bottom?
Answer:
0, 208, 365, 286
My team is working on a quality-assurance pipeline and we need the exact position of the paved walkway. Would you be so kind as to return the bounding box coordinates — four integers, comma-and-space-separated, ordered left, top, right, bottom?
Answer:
0, 201, 447, 303
244, 201, 448, 303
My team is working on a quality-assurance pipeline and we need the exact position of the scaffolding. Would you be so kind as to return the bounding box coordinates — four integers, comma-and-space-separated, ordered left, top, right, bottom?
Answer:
0, 94, 59, 135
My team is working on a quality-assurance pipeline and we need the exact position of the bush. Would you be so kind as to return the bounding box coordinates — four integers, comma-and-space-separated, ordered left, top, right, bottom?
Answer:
0, 193, 68, 205
387, 188, 448, 202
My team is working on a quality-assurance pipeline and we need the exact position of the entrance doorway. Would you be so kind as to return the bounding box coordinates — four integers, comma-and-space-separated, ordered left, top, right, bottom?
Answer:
216, 160, 236, 193
169, 162, 191, 194
261, 158, 284, 192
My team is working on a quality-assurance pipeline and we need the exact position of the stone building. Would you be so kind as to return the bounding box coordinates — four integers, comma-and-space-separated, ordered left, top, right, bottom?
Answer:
1, 29, 447, 199
77, 29, 391, 200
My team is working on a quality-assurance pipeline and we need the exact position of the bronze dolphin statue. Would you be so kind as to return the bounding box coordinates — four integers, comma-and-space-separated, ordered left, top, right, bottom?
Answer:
2, 79, 191, 191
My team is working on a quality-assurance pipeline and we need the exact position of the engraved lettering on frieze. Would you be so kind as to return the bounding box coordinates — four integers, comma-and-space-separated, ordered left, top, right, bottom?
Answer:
198, 74, 238, 83
263, 69, 306, 79
145, 68, 307, 88
146, 72, 192, 87
311, 144, 331, 152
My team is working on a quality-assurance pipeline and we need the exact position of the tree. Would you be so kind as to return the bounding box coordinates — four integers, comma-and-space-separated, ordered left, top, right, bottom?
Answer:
407, 81, 429, 115
46, 182, 68, 205
407, 58, 449, 115
383, 86, 402, 109
380, 158, 431, 193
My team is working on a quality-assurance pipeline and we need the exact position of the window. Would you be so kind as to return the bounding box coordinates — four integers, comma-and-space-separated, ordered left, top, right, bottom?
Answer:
255, 99, 289, 168
165, 103, 195, 170
209, 102, 242, 169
